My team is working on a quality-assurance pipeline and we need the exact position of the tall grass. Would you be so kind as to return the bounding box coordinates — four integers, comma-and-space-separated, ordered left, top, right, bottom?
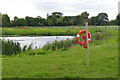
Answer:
1, 39, 21, 56
43, 38, 77, 51
1, 40, 35, 56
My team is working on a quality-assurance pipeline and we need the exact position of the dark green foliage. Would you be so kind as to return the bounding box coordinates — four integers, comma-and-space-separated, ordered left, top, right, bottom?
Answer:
26, 50, 36, 55
27, 43, 33, 51
22, 45, 27, 52
116, 14, 120, 25
109, 20, 116, 25
1, 11, 118, 27
2, 14, 10, 27
90, 16, 97, 26
43, 42, 51, 50
1, 39, 21, 55
54, 40, 60, 49
90, 13, 109, 26
47, 16, 57, 26
43, 38, 77, 51
11, 17, 27, 26
51, 12, 63, 18
17, 18, 27, 26
97, 13, 109, 25
51, 42, 56, 50
26, 49, 47, 55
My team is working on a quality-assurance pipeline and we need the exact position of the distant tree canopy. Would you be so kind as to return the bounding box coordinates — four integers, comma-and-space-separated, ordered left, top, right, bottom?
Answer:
97, 13, 109, 25
90, 13, 109, 26
0, 11, 119, 27
2, 14, 10, 27
116, 14, 120, 25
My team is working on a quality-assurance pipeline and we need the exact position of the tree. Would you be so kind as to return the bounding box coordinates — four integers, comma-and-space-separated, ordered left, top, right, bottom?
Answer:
33, 16, 42, 26
81, 12, 89, 19
109, 20, 116, 25
42, 18, 47, 26
10, 20, 15, 27
47, 12, 63, 26
57, 17, 63, 26
13, 16, 19, 26
97, 13, 109, 25
74, 15, 82, 25
47, 13, 49, 18
25, 16, 34, 26
2, 14, 10, 27
90, 16, 97, 25
17, 18, 27, 26
38, 22, 44, 26
33, 16, 46, 26
81, 12, 89, 25
116, 14, 120, 25
47, 19, 53, 26
57, 17, 68, 26
1, 11, 115, 27
12, 16, 27, 26
47, 16, 57, 26
68, 20, 74, 25
51, 12, 63, 18
63, 16, 74, 25
63, 16, 71, 22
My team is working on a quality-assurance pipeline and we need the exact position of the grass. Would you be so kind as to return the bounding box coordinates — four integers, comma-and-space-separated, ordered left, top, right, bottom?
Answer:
1, 26, 119, 36
2, 27, 78, 36
2, 36, 118, 78
1, 27, 118, 78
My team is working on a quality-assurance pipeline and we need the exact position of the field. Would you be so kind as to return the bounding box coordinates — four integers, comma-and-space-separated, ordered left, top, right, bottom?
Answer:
2, 27, 118, 78
1, 26, 119, 36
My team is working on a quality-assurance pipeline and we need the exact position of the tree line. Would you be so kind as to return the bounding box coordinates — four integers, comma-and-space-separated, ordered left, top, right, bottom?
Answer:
0, 11, 120, 27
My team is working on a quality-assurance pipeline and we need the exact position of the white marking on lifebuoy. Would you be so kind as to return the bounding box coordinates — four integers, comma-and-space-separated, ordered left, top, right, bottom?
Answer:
88, 39, 91, 41
77, 35, 80, 37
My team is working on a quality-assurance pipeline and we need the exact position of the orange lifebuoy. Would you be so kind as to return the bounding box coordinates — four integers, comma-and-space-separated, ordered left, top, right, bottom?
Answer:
76, 29, 91, 48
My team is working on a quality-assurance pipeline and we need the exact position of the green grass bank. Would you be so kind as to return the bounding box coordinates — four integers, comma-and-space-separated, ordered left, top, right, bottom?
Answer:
1, 26, 119, 36
2, 29, 118, 78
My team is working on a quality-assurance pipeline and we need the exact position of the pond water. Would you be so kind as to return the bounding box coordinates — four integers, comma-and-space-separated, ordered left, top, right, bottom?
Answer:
1, 36, 74, 49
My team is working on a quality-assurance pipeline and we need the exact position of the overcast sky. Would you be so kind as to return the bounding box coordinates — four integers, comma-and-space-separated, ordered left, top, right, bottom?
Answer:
0, 0, 119, 20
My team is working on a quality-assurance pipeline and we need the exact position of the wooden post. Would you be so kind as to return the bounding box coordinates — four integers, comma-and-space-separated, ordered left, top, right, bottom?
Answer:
86, 22, 89, 66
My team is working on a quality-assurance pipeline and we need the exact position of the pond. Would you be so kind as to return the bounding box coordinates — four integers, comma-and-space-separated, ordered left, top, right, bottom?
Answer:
1, 36, 74, 49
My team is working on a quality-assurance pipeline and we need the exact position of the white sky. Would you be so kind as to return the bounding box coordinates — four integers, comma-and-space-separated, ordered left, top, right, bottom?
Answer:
0, 0, 119, 20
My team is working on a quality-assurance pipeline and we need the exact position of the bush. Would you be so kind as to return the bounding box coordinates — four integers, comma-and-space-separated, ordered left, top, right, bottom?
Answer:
1, 39, 21, 56
43, 42, 51, 50
26, 50, 36, 55
35, 49, 46, 55
42, 38, 77, 51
